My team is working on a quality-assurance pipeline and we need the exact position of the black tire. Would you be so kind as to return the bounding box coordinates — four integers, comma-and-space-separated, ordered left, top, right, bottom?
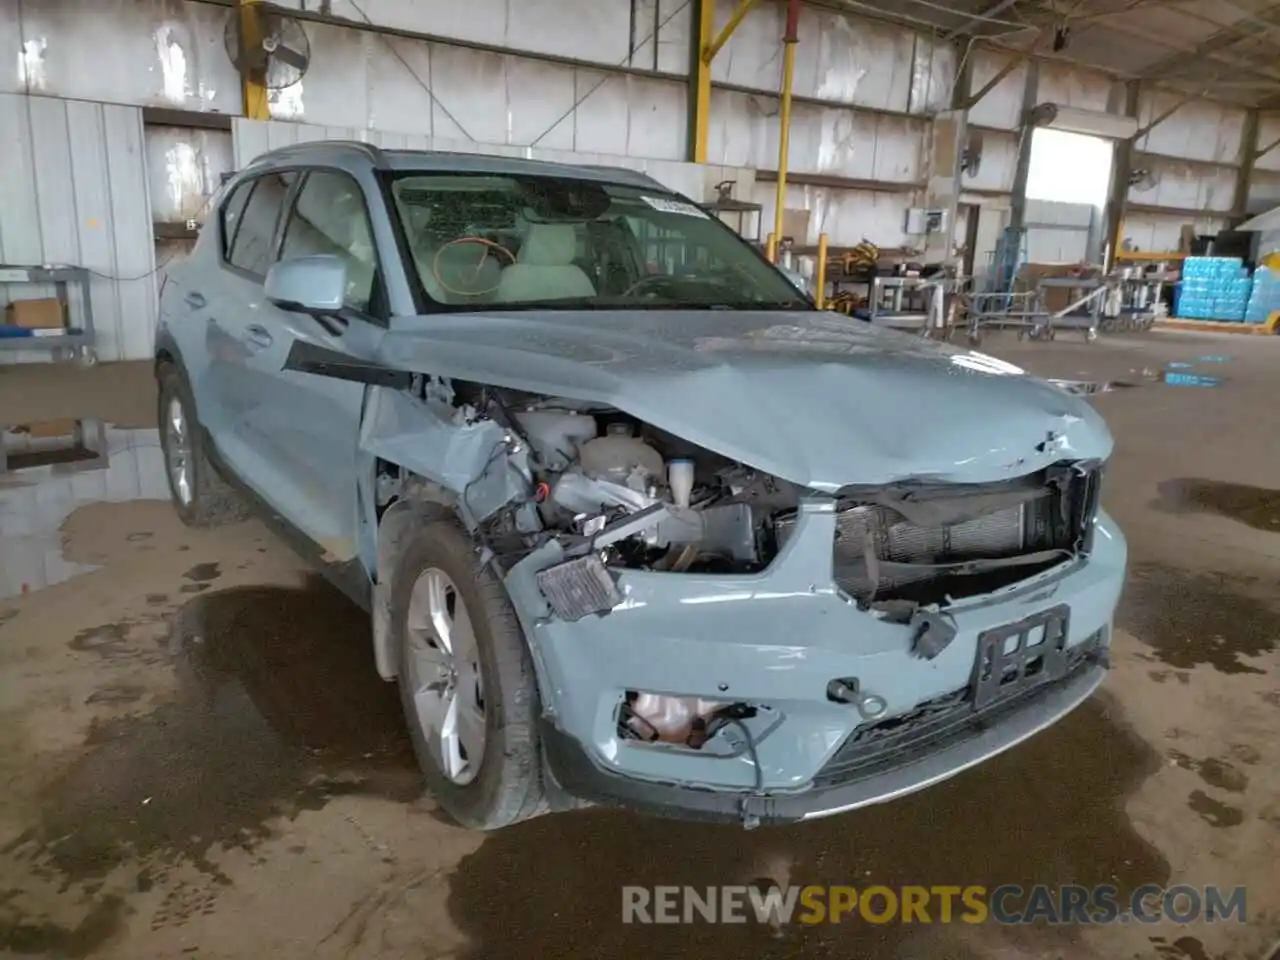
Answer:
156, 362, 249, 527
392, 520, 545, 829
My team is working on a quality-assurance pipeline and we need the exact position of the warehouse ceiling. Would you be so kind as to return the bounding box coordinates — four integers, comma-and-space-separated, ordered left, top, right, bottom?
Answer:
832, 0, 1280, 107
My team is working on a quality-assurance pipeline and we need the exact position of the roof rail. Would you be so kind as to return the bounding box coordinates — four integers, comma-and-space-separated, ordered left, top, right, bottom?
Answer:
249, 139, 390, 167
576, 164, 666, 188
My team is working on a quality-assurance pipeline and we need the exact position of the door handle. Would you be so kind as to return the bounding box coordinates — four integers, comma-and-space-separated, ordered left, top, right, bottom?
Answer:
184, 291, 207, 309
244, 324, 274, 349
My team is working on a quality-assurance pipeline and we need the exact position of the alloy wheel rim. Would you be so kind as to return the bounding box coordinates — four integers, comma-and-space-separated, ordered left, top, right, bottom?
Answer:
165, 395, 193, 506
405, 567, 487, 785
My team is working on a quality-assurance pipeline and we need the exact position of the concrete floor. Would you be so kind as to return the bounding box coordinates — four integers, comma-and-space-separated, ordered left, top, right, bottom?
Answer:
0, 331, 1277, 960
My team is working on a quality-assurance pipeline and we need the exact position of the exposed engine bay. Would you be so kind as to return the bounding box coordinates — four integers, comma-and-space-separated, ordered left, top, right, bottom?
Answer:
385, 381, 1102, 749
434, 384, 1101, 609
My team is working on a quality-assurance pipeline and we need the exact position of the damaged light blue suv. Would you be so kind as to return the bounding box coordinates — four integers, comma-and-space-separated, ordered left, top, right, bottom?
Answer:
154, 142, 1126, 830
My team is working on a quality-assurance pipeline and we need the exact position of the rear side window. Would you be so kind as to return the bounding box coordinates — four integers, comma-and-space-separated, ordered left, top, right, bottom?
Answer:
279, 171, 378, 312
219, 180, 253, 260
226, 171, 297, 277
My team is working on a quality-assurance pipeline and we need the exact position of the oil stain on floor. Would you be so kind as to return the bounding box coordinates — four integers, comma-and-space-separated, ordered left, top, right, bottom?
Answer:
445, 699, 1167, 960
1, 579, 420, 953
1155, 478, 1280, 533
1118, 563, 1280, 674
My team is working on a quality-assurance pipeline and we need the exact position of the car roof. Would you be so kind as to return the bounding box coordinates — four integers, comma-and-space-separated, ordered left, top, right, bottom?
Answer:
242, 140, 673, 193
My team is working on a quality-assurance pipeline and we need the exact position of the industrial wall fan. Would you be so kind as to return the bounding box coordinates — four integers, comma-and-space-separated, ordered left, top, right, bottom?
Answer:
224, 4, 311, 90
1128, 167, 1159, 192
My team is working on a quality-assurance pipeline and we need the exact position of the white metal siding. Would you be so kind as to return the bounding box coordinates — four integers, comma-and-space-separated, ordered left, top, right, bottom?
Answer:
0, 94, 158, 363
1128, 158, 1236, 213
12, 0, 241, 114
232, 118, 756, 209
145, 126, 235, 224
1119, 214, 1227, 254
0, 0, 1267, 271
1135, 90, 1248, 166
1024, 199, 1094, 263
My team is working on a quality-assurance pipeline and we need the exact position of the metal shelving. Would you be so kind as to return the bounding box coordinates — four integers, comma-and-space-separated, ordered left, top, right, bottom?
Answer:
0, 265, 97, 365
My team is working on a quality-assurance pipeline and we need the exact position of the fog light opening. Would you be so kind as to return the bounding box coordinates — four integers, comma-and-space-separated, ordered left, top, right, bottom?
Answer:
619, 691, 755, 748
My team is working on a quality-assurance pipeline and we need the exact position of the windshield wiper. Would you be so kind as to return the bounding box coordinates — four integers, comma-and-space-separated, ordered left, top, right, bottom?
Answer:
444, 297, 813, 313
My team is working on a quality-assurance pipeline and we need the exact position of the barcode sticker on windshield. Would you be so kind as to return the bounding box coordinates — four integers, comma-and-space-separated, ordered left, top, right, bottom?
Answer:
641, 196, 707, 217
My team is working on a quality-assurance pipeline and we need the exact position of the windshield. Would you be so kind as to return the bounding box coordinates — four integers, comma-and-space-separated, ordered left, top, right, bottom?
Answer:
388, 172, 811, 312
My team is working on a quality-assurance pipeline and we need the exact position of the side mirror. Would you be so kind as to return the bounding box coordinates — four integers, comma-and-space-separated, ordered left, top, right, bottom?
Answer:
265, 255, 347, 315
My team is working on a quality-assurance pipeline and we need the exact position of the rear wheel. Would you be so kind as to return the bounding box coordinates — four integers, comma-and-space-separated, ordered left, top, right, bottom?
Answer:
392, 520, 545, 829
156, 363, 248, 527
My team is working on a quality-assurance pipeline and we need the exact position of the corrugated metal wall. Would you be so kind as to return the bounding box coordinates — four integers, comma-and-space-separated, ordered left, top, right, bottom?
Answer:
232, 119, 757, 211
0, 0, 1271, 347
1025, 199, 1097, 264
0, 94, 158, 363
968, 199, 1097, 281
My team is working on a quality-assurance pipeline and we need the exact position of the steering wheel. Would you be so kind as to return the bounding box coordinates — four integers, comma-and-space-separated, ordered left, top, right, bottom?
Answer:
432, 237, 516, 297
619, 273, 681, 298
621, 265, 767, 300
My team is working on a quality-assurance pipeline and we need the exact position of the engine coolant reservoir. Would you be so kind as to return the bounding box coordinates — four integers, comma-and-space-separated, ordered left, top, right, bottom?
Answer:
579, 428, 665, 489
513, 411, 599, 471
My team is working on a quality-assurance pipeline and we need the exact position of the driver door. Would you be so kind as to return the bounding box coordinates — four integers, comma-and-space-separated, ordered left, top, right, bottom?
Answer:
247, 168, 385, 556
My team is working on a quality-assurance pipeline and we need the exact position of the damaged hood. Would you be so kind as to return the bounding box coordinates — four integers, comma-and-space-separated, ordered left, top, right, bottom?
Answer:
381, 309, 1113, 489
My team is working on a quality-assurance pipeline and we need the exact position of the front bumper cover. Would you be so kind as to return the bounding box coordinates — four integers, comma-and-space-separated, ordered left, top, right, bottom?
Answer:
543, 660, 1107, 826
507, 504, 1126, 821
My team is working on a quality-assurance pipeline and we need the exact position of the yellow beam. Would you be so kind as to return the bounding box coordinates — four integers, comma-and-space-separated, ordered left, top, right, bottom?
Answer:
691, 0, 757, 164
704, 0, 758, 63
691, 0, 715, 163
771, 0, 800, 258
814, 232, 828, 309
240, 0, 269, 121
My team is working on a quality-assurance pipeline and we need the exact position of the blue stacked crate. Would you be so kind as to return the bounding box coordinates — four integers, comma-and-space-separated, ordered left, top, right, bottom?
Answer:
1177, 257, 1250, 321
1245, 265, 1280, 324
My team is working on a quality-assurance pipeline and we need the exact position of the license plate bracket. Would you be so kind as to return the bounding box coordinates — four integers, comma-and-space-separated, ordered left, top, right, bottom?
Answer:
972, 604, 1071, 710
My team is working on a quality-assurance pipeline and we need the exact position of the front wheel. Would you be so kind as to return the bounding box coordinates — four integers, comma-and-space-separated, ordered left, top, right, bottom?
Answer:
156, 363, 248, 527
392, 520, 545, 829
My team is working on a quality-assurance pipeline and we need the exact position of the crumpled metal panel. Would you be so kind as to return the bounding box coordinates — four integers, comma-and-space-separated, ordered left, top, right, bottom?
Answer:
380, 309, 1114, 489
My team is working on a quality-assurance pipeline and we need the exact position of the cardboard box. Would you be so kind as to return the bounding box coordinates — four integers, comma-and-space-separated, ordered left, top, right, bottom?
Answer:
5, 298, 65, 330
1016, 262, 1100, 312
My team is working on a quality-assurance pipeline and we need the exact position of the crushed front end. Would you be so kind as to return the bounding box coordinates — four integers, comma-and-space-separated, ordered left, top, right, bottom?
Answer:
494, 401, 1125, 827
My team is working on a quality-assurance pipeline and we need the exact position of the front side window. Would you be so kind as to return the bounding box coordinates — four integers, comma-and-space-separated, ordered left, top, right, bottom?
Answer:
219, 179, 254, 261
226, 170, 297, 277
280, 171, 377, 312
388, 173, 810, 311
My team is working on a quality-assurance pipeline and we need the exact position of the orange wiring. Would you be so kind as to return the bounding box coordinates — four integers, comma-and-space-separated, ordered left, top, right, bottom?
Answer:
431, 236, 515, 297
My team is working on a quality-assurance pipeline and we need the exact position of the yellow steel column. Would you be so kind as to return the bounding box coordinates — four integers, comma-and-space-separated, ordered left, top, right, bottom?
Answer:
692, 1, 715, 163
771, 0, 800, 263
815, 232, 828, 309
692, 0, 757, 164
240, 0, 270, 121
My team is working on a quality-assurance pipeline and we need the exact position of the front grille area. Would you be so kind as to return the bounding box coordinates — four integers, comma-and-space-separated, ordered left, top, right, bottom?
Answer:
774, 462, 1101, 603
813, 627, 1106, 787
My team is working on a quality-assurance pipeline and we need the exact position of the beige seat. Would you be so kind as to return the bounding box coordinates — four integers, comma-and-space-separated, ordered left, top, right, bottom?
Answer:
494, 223, 595, 303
